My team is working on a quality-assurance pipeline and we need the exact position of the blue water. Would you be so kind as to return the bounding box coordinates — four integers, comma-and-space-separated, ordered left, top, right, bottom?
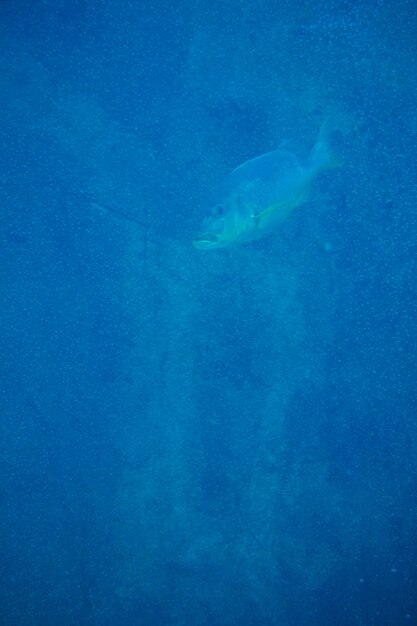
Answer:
1, 1, 416, 624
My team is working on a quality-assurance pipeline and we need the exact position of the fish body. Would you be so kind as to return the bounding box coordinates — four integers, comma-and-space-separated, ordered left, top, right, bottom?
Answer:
193, 119, 338, 250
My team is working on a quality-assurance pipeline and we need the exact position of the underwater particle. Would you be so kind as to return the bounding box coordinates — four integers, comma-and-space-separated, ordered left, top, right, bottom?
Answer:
193, 118, 340, 250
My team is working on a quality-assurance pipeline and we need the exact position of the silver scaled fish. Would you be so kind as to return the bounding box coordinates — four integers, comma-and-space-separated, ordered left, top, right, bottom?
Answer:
193, 119, 339, 250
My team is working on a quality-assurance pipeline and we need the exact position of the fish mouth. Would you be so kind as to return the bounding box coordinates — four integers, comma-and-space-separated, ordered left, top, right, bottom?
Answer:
193, 233, 220, 250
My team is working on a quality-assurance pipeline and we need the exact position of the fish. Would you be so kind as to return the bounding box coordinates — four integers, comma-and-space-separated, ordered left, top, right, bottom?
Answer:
193, 118, 339, 250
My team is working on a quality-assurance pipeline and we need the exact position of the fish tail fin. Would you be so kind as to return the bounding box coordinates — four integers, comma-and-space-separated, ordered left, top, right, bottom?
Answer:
310, 116, 342, 172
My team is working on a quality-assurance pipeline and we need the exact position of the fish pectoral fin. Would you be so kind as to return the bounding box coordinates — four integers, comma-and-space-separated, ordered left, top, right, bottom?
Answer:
295, 188, 309, 207
253, 201, 287, 227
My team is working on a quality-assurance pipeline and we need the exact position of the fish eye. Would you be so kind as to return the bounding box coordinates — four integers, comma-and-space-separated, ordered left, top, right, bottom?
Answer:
213, 205, 224, 217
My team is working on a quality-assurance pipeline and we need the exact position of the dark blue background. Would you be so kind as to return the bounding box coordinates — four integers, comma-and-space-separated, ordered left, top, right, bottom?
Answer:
1, 0, 416, 624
